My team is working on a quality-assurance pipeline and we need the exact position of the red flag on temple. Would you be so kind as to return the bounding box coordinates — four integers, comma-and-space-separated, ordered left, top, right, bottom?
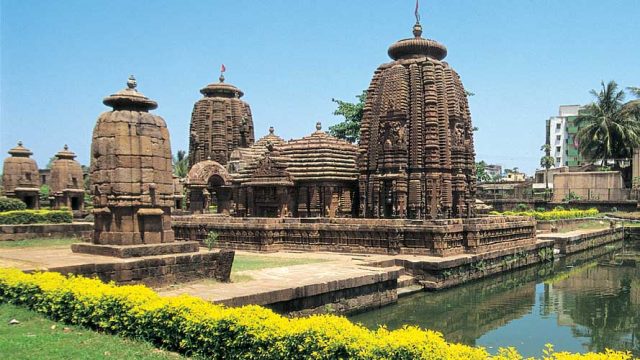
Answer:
221, 64, 226, 73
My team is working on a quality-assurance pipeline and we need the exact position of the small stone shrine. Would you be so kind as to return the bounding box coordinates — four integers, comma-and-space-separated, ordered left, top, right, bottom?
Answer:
358, 19, 476, 220
49, 145, 85, 212
1, 141, 41, 209
188, 73, 255, 167
72, 75, 198, 256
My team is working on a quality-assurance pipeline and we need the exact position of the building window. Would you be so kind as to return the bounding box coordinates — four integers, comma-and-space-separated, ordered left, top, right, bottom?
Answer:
556, 123, 561, 130
556, 135, 561, 141
556, 146, 561, 153
556, 157, 561, 163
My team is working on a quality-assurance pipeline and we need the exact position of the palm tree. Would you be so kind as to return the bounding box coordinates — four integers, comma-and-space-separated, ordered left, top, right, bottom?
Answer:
575, 81, 640, 168
173, 150, 189, 178
540, 144, 555, 193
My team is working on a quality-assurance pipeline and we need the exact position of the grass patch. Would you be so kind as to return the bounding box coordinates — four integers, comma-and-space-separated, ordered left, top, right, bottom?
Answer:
0, 303, 183, 359
558, 220, 610, 233
0, 238, 80, 249
231, 254, 328, 273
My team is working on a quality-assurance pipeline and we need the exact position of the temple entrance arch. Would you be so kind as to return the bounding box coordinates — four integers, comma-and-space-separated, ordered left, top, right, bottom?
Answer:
186, 159, 233, 214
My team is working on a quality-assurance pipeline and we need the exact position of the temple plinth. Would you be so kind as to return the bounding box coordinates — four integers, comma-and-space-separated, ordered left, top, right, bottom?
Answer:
358, 21, 476, 220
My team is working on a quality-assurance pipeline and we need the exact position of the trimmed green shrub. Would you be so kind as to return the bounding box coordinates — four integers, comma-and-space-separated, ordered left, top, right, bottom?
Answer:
0, 269, 632, 360
0, 210, 72, 225
0, 197, 27, 212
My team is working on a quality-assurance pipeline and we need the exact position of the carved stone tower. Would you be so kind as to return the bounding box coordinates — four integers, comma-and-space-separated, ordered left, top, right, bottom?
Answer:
358, 18, 476, 219
76, 76, 189, 252
188, 73, 255, 167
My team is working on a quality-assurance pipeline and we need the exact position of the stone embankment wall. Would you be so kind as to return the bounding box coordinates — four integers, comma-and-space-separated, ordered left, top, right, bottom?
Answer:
0, 223, 92, 241
172, 216, 537, 257
539, 228, 624, 255
32, 249, 235, 287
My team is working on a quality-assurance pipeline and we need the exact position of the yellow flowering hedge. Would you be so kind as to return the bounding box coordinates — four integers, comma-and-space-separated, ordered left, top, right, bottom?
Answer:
490, 208, 599, 221
0, 209, 73, 224
0, 268, 631, 360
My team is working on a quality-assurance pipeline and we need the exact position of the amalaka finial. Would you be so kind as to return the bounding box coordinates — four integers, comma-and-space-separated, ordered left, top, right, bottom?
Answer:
64, 144, 69, 150
269, 126, 275, 135
316, 122, 322, 131
17, 141, 23, 146
127, 75, 137, 90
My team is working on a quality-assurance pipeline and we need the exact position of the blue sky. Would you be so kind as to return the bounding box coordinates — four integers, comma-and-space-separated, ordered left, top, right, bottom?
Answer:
1, 0, 639, 175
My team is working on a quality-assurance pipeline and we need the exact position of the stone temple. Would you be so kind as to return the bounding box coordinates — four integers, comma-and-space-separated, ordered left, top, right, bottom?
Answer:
188, 74, 255, 167
2, 142, 41, 209
49, 145, 85, 212
74, 76, 189, 251
358, 21, 475, 220
174, 15, 538, 258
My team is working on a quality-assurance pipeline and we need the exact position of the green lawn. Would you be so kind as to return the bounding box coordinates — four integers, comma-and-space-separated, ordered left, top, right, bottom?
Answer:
0, 303, 183, 359
231, 254, 328, 272
0, 238, 80, 249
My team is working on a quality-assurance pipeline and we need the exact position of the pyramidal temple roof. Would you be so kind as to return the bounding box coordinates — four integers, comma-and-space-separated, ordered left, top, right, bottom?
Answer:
281, 122, 358, 182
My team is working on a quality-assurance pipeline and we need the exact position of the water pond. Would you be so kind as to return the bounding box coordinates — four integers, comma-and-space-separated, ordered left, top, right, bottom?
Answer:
349, 241, 639, 357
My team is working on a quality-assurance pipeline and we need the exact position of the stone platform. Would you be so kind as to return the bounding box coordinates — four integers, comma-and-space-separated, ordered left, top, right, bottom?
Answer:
71, 241, 200, 258
0, 245, 234, 287
172, 215, 537, 257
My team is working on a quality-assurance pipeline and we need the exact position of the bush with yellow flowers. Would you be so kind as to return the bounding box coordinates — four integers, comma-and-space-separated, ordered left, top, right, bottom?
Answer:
0, 209, 73, 224
0, 268, 632, 359
489, 208, 599, 221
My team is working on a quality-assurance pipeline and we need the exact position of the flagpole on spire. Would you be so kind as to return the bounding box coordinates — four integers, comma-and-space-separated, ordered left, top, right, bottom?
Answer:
412, 0, 422, 38
219, 64, 226, 83
414, 0, 420, 24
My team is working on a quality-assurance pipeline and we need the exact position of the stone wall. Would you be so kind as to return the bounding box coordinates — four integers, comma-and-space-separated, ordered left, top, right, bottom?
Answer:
217, 269, 398, 316
0, 223, 92, 241
172, 215, 536, 257
539, 227, 624, 255
37, 249, 235, 287
371, 240, 554, 290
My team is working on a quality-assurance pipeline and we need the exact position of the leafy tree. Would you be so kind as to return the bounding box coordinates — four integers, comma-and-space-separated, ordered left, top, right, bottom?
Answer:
46, 156, 56, 170
173, 150, 189, 178
475, 161, 491, 182
575, 81, 640, 167
540, 144, 555, 191
328, 91, 366, 143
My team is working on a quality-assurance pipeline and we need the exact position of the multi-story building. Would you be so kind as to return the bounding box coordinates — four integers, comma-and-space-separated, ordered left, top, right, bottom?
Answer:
546, 105, 585, 168
485, 164, 502, 179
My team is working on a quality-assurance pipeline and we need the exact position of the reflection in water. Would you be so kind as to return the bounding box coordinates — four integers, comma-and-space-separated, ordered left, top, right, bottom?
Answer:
349, 241, 639, 357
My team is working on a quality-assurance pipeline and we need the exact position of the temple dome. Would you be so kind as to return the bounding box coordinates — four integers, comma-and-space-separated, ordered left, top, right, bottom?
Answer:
387, 23, 447, 61
281, 122, 358, 182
